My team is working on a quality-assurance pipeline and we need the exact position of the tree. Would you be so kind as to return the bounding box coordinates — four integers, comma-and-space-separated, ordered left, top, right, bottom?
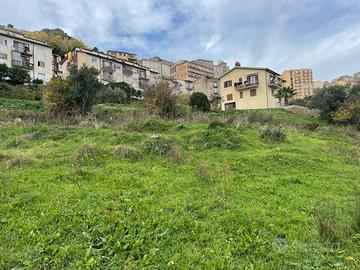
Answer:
109, 82, 140, 103
144, 82, 178, 119
68, 65, 105, 115
43, 79, 74, 117
274, 87, 296, 106
0, 64, 10, 82
8, 67, 31, 85
190, 92, 210, 112
308, 86, 347, 121
209, 93, 222, 110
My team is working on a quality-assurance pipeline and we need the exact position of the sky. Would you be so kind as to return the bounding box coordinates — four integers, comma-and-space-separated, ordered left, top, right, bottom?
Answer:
1, 0, 360, 81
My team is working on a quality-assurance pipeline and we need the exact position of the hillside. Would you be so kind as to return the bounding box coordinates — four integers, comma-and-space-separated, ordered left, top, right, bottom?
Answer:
1, 99, 360, 269
25, 28, 88, 56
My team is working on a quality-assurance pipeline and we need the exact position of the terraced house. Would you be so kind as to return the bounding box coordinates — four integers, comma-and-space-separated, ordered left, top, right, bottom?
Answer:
61, 47, 159, 92
0, 26, 53, 82
220, 66, 283, 110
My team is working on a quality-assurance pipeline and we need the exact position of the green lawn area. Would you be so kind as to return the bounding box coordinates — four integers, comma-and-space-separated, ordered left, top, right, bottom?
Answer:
1, 99, 360, 269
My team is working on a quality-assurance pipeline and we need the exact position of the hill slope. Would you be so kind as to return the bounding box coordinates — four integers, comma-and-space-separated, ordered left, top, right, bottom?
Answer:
0, 100, 360, 269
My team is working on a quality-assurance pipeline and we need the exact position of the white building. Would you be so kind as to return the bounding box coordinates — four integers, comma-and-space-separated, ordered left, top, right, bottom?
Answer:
0, 26, 53, 82
140, 57, 174, 79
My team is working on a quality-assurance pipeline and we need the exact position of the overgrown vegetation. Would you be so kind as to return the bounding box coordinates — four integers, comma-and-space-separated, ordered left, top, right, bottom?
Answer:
1, 98, 360, 269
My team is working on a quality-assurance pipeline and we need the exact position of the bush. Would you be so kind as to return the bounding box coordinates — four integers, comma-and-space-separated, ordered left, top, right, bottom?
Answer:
308, 86, 346, 121
244, 111, 276, 125
288, 98, 307, 107
259, 126, 286, 142
8, 67, 31, 85
127, 119, 171, 133
144, 82, 179, 119
108, 82, 141, 103
208, 120, 226, 129
190, 92, 210, 112
143, 135, 172, 155
193, 127, 241, 149
43, 79, 74, 117
114, 145, 143, 160
73, 143, 104, 165
0, 82, 42, 100
302, 122, 320, 132
96, 86, 127, 104
333, 101, 360, 130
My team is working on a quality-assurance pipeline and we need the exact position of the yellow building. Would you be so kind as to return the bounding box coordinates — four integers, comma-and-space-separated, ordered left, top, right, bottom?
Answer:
220, 66, 282, 111
282, 69, 313, 99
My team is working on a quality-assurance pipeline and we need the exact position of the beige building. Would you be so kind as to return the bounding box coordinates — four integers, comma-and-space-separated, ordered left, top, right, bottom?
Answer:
0, 26, 53, 82
313, 81, 324, 90
333, 75, 352, 87
107, 50, 137, 63
171, 60, 214, 81
140, 57, 174, 78
220, 66, 282, 111
62, 48, 159, 91
354, 72, 360, 82
282, 69, 314, 99
193, 76, 219, 98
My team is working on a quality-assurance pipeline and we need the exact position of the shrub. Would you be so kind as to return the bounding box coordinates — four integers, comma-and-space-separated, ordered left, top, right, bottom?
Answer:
43, 79, 74, 117
114, 145, 143, 160
208, 120, 226, 129
333, 101, 360, 130
127, 119, 171, 133
176, 94, 192, 117
302, 122, 320, 132
288, 98, 307, 107
167, 145, 184, 164
144, 82, 179, 119
193, 127, 241, 149
190, 92, 210, 112
244, 110, 276, 125
8, 67, 31, 85
259, 126, 286, 142
96, 86, 127, 104
308, 86, 346, 121
143, 135, 172, 155
0, 63, 10, 82
0, 82, 42, 100
108, 82, 141, 103
314, 206, 340, 244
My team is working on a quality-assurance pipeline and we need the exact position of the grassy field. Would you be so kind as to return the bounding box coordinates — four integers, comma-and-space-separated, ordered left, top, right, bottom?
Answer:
1, 99, 360, 269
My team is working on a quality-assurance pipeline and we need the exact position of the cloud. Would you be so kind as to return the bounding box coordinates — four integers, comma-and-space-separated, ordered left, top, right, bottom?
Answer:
0, 0, 360, 80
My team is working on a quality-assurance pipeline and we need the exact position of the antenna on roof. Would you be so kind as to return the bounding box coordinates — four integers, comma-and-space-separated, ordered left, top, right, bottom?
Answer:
235, 61, 241, 67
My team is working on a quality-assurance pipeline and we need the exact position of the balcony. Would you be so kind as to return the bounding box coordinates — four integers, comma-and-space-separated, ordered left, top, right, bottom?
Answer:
102, 63, 115, 72
101, 72, 113, 82
268, 78, 282, 88
13, 46, 32, 56
11, 60, 34, 69
234, 81, 259, 90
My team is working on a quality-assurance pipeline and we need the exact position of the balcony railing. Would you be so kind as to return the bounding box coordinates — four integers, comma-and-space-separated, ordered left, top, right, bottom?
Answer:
234, 81, 259, 90
268, 79, 282, 87
13, 46, 32, 55
11, 60, 34, 69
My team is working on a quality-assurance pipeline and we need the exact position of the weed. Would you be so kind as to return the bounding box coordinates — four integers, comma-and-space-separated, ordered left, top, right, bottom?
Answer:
6, 137, 23, 148
127, 119, 170, 133
303, 122, 320, 132
196, 162, 211, 182
208, 120, 226, 129
73, 143, 105, 165
114, 145, 143, 160
193, 127, 241, 149
143, 135, 172, 155
259, 126, 286, 142
7, 153, 36, 168
220, 159, 231, 182
167, 144, 184, 164
314, 205, 340, 244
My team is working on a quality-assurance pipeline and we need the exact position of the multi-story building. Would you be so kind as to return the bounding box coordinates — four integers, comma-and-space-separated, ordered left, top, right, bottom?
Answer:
282, 69, 314, 99
214, 60, 230, 78
107, 50, 137, 63
333, 75, 353, 87
220, 66, 282, 111
354, 72, 360, 82
62, 47, 159, 91
171, 60, 214, 81
140, 57, 174, 78
193, 75, 219, 98
0, 26, 53, 82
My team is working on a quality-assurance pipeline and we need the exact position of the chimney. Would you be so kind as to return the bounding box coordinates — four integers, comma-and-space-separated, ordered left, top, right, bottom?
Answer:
7, 24, 14, 28
235, 61, 241, 67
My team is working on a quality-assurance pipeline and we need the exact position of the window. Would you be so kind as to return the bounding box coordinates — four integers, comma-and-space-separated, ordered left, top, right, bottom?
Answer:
0, 53, 7, 59
0, 39, 7, 46
92, 58, 98, 63
224, 80, 232, 88
240, 91, 243, 99
38, 61, 45, 67
227, 94, 233, 101
247, 74, 258, 85
250, 89, 257, 96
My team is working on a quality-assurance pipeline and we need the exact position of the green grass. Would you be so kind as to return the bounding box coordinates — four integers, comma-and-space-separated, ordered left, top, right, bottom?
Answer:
1, 99, 360, 269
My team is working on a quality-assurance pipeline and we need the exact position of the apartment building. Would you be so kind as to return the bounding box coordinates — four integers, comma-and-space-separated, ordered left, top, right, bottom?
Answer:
354, 72, 360, 82
140, 57, 174, 78
282, 69, 314, 99
107, 50, 137, 63
171, 60, 214, 81
214, 60, 230, 78
333, 75, 353, 87
220, 66, 282, 111
0, 27, 53, 82
62, 47, 159, 91
313, 81, 324, 90
193, 76, 219, 98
